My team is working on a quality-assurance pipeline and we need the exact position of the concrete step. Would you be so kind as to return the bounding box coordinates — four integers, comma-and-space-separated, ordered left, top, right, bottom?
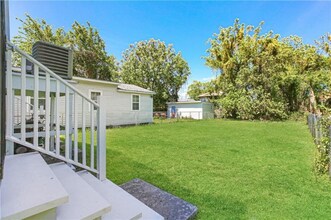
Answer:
49, 163, 111, 220
0, 152, 68, 220
102, 179, 163, 220
78, 171, 162, 220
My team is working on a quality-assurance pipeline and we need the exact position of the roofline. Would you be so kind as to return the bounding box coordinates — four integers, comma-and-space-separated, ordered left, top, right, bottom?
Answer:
117, 89, 156, 95
198, 93, 222, 98
73, 77, 155, 94
73, 76, 120, 86
167, 101, 203, 104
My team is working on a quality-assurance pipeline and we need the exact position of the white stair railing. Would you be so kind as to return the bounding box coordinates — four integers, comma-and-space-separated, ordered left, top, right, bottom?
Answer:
5, 42, 106, 180
13, 96, 34, 125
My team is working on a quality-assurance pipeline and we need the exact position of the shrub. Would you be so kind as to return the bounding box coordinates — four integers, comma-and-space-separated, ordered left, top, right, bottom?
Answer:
217, 89, 288, 120
314, 116, 331, 175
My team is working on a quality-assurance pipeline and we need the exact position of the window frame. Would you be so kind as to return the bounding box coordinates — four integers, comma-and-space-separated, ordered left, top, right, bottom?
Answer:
131, 94, 140, 111
89, 89, 103, 111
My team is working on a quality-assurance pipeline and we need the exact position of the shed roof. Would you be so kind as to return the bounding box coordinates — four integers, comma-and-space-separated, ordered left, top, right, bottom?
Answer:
167, 101, 202, 104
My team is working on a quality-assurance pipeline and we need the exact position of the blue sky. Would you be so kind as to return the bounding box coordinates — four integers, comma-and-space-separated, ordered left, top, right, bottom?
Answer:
9, 1, 331, 94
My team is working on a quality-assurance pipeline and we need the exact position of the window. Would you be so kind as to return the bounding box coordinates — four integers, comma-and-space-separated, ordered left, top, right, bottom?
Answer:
91, 91, 101, 103
132, 95, 140, 111
90, 90, 102, 110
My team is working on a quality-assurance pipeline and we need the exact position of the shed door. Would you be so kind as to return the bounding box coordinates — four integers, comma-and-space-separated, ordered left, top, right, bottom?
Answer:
171, 106, 176, 118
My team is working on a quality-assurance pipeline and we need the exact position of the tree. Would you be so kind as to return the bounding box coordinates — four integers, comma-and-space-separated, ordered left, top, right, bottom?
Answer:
315, 33, 331, 113
187, 81, 206, 100
13, 14, 67, 66
67, 22, 119, 81
120, 39, 190, 109
205, 19, 287, 120
316, 33, 331, 56
205, 19, 331, 120
13, 14, 118, 81
280, 36, 331, 114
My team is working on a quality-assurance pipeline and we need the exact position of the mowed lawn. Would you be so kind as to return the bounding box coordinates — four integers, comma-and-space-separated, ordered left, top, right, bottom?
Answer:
105, 120, 331, 219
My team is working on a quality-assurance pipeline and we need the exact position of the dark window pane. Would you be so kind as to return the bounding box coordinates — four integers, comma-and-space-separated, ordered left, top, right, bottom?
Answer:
133, 95, 139, 103
132, 103, 139, 110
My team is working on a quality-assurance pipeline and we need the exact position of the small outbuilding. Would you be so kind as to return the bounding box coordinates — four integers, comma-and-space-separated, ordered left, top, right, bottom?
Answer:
167, 101, 214, 120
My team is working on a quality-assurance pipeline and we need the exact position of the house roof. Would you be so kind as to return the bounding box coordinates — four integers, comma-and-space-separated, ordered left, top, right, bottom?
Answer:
11, 67, 155, 95
73, 76, 119, 86
73, 77, 155, 95
117, 83, 155, 94
198, 92, 222, 98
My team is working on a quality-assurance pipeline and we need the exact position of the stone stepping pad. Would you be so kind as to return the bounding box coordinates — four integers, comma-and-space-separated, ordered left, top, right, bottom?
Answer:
121, 178, 198, 220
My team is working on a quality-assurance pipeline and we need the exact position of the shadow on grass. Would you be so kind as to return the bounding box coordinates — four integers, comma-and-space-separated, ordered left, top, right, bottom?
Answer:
106, 148, 247, 219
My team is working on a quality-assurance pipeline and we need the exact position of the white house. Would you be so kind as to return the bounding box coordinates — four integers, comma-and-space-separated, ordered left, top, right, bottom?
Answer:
60, 77, 155, 127
11, 67, 155, 127
167, 101, 214, 120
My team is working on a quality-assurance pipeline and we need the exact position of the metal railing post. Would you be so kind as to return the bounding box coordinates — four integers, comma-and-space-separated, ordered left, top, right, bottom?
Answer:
97, 96, 106, 180
1, 0, 8, 178
5, 49, 13, 155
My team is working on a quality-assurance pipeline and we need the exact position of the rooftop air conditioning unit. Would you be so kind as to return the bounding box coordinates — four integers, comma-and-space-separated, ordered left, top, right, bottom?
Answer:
32, 41, 73, 80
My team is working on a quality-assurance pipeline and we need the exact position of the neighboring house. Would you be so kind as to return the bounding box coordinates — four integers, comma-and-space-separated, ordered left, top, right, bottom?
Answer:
198, 92, 222, 102
167, 101, 214, 120
60, 77, 155, 127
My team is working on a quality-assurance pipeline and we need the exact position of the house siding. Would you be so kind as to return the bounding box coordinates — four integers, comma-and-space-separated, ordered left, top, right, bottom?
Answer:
58, 80, 153, 127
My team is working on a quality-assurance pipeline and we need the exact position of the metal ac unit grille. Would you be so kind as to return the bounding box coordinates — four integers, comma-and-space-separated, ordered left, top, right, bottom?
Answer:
32, 41, 73, 80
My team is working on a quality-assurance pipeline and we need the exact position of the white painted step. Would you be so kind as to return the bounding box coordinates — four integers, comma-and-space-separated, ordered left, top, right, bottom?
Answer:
50, 163, 111, 220
78, 171, 163, 220
1, 152, 68, 220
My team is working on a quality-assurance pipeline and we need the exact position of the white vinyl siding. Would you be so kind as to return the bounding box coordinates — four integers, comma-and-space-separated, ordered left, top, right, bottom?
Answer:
167, 102, 214, 120
58, 80, 153, 127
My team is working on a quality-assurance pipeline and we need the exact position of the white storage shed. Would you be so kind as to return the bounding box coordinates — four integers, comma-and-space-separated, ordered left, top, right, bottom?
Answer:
167, 101, 214, 120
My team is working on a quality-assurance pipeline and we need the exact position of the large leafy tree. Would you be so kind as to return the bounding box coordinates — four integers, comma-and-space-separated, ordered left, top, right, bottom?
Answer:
121, 39, 190, 109
13, 14, 118, 81
205, 19, 287, 119
14, 14, 67, 53
315, 33, 331, 113
280, 36, 330, 114
205, 19, 330, 120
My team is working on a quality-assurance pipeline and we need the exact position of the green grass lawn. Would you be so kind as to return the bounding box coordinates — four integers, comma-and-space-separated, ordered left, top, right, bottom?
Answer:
105, 120, 331, 219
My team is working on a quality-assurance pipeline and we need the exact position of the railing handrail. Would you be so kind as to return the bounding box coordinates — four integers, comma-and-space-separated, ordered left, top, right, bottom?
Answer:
6, 41, 107, 180
7, 41, 99, 108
